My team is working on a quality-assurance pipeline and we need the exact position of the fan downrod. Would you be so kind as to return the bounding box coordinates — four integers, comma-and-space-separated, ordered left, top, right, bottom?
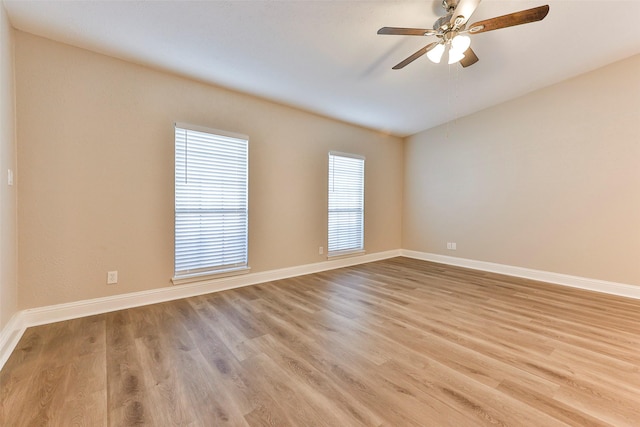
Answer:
442, 0, 458, 13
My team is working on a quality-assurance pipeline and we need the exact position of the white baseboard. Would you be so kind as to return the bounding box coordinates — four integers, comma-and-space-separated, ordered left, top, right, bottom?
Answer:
3, 248, 638, 371
0, 312, 26, 371
401, 250, 640, 300
0, 249, 401, 371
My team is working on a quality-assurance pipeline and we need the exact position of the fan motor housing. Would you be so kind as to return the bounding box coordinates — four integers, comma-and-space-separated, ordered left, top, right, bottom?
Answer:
434, 14, 453, 31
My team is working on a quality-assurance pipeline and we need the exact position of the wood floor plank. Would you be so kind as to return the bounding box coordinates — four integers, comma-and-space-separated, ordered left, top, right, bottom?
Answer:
2, 257, 640, 426
52, 315, 107, 427
105, 309, 155, 426
0, 327, 47, 425
131, 305, 196, 425
249, 333, 383, 427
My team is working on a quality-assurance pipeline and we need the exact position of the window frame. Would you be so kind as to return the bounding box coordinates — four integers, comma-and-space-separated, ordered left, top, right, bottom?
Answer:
327, 151, 366, 258
173, 122, 249, 284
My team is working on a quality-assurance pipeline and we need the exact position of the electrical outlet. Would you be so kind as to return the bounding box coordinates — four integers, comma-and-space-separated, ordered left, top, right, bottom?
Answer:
451, 242, 456, 250
107, 271, 118, 285
319, 246, 324, 255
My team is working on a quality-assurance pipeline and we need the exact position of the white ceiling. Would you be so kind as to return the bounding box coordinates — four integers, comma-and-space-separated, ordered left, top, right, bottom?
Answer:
4, 0, 640, 136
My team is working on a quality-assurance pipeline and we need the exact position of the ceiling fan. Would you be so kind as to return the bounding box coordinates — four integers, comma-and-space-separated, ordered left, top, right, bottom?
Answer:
378, 0, 549, 69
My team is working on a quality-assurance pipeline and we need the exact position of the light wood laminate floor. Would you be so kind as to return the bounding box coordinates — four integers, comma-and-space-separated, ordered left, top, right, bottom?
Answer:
1, 257, 639, 426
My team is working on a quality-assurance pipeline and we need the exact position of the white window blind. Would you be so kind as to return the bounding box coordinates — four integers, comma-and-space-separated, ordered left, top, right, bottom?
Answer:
174, 123, 248, 278
328, 152, 365, 256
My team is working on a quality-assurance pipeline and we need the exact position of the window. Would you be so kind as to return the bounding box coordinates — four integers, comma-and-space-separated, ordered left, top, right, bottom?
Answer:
174, 123, 248, 280
328, 152, 365, 257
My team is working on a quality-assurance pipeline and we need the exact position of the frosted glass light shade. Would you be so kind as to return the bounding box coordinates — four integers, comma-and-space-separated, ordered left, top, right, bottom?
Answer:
447, 35, 471, 64
448, 49, 466, 64
451, 35, 471, 53
426, 43, 445, 63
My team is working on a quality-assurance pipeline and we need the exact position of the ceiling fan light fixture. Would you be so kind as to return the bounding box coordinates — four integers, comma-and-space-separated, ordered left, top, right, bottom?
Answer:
447, 49, 466, 64
380, 4, 551, 70
426, 43, 445, 63
451, 34, 471, 53
447, 34, 470, 64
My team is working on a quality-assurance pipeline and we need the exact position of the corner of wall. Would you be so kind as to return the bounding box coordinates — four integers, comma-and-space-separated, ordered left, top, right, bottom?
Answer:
0, 1, 19, 333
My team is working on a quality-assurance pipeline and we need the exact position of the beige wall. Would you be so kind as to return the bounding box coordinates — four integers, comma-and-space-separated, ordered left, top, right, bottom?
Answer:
404, 55, 640, 286
15, 32, 403, 309
0, 4, 18, 329
13, 28, 639, 312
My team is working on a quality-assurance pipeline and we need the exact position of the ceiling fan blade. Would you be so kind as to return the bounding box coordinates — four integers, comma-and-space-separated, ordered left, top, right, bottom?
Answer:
468, 5, 549, 34
450, 0, 482, 28
392, 42, 439, 70
378, 27, 437, 36
459, 47, 479, 68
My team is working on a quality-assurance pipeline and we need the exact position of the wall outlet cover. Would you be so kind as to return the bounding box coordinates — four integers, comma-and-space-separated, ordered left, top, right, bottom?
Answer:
107, 271, 118, 285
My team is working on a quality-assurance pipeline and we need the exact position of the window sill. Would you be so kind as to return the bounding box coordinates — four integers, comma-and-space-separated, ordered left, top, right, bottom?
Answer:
327, 249, 366, 260
172, 266, 251, 286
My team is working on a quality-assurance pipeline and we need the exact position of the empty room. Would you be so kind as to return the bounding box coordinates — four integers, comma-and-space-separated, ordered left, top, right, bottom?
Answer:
1, 0, 639, 425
